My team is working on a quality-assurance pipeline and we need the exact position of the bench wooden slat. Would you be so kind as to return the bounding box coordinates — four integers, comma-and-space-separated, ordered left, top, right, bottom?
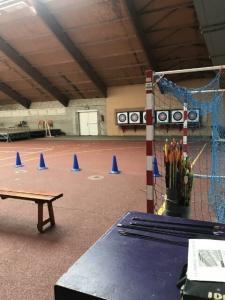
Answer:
0, 190, 63, 202
0, 189, 62, 197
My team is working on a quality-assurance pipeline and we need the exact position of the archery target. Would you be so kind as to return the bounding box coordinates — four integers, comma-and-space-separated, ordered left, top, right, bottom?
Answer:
129, 112, 141, 124
156, 110, 169, 124
188, 109, 200, 122
117, 112, 128, 124
171, 110, 184, 123
142, 111, 146, 124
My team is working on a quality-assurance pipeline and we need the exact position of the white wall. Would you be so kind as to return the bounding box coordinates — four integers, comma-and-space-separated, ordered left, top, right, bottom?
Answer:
0, 98, 106, 135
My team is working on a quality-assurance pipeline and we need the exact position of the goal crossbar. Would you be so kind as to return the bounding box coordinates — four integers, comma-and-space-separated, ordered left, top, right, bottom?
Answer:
154, 65, 225, 76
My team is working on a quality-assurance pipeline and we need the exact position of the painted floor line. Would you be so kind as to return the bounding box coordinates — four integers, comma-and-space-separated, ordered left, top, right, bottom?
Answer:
191, 143, 207, 168
0, 146, 144, 168
0, 146, 54, 151
194, 174, 225, 179
0, 149, 53, 161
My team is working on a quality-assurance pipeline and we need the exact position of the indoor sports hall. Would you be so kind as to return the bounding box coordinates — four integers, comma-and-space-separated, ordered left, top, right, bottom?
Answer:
0, 1, 224, 299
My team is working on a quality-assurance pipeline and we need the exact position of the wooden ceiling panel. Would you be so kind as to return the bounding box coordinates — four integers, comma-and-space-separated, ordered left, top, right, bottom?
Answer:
37, 61, 83, 76
107, 75, 145, 86
52, 0, 125, 29
100, 68, 144, 83
75, 81, 98, 90
61, 72, 91, 83
91, 51, 147, 69
0, 6, 33, 25
25, 49, 74, 67
13, 88, 48, 97
46, 0, 103, 13
1, 79, 42, 91
0, 15, 52, 41
67, 21, 134, 45
8, 35, 62, 55
80, 39, 142, 60
0, 69, 28, 82
23, 96, 53, 102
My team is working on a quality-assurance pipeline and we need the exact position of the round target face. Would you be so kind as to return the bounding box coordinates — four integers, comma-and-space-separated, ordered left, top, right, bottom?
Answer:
158, 112, 167, 121
173, 111, 183, 121
130, 113, 139, 122
118, 114, 127, 122
188, 111, 197, 121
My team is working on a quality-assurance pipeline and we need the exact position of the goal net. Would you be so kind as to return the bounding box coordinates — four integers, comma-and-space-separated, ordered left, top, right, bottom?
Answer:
153, 71, 225, 223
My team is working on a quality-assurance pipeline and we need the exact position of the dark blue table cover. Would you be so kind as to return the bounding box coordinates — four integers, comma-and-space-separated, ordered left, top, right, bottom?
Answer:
55, 211, 220, 300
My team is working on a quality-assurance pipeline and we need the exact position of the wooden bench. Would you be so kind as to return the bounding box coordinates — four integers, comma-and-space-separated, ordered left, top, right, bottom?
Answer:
0, 190, 63, 233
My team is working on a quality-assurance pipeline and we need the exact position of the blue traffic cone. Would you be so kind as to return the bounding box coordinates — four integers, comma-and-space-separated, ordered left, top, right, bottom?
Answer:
15, 152, 23, 167
71, 154, 81, 172
38, 153, 48, 170
110, 155, 120, 174
153, 156, 161, 177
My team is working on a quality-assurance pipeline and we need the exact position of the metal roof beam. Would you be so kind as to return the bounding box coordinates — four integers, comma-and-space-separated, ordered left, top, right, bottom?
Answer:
0, 37, 70, 107
153, 42, 205, 50
159, 55, 209, 65
153, 28, 183, 47
0, 82, 31, 108
33, 0, 107, 97
140, 1, 193, 15
124, 0, 158, 70
145, 24, 198, 34
138, 0, 156, 14
146, 9, 178, 31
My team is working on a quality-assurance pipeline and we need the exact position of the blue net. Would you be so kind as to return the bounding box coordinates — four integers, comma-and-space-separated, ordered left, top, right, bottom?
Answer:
157, 72, 225, 223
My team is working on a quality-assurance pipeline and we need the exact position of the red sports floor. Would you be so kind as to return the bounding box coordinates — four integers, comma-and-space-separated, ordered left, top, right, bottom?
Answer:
0, 139, 214, 299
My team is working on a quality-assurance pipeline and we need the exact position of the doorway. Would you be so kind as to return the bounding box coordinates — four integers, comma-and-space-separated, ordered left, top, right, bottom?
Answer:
79, 111, 98, 136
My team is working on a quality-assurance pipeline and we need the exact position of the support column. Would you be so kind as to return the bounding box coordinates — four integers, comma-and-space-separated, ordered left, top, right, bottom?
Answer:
145, 70, 155, 213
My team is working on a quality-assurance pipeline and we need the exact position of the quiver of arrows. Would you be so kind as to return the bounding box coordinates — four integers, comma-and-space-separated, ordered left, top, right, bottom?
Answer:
163, 139, 193, 206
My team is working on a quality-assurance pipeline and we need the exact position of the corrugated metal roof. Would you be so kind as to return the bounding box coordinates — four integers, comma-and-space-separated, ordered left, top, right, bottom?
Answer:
193, 0, 225, 65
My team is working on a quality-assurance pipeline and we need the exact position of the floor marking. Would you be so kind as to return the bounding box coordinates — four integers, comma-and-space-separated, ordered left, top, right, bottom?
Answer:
0, 147, 53, 151
194, 174, 225, 179
191, 143, 207, 168
88, 175, 104, 180
15, 170, 27, 173
0, 148, 53, 161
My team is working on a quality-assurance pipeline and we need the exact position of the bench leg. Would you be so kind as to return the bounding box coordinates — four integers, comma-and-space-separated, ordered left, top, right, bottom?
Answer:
48, 202, 55, 226
37, 202, 44, 233
36, 202, 56, 233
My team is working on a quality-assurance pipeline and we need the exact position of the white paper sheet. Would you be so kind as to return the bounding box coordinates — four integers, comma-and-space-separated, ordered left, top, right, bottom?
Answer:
187, 239, 225, 282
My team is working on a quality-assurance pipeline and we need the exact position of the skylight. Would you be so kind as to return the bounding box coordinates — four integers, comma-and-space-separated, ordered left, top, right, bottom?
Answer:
0, 0, 26, 11
0, 0, 36, 14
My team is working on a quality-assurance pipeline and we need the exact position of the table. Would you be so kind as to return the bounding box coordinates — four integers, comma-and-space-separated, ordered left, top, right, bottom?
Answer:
55, 211, 221, 300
